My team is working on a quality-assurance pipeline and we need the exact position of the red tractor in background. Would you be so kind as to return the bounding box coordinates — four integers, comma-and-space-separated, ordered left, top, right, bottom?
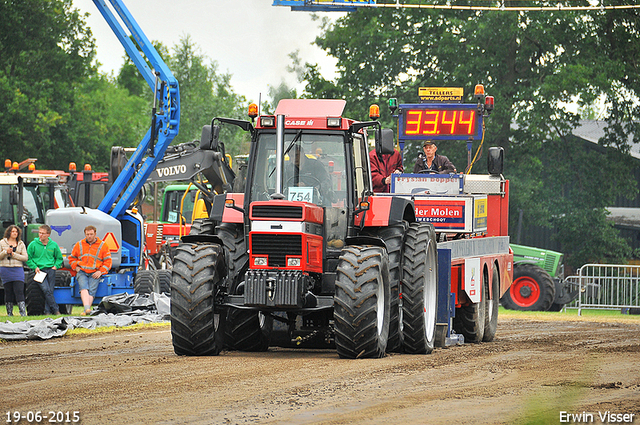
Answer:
171, 91, 512, 359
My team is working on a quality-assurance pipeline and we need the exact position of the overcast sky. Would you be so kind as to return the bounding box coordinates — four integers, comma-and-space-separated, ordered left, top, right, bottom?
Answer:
73, 0, 342, 103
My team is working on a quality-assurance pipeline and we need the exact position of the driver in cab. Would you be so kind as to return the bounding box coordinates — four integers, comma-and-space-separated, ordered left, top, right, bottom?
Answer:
287, 144, 333, 203
413, 140, 457, 174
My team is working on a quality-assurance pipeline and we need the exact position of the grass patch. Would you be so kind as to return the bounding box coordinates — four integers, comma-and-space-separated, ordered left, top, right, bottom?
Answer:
0, 306, 88, 322
499, 306, 640, 323
65, 321, 169, 337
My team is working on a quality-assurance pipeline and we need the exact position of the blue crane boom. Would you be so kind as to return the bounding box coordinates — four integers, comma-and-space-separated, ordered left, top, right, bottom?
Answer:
93, 0, 180, 219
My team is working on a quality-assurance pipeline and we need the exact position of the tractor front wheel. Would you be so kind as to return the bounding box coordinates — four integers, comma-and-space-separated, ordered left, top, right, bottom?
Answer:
171, 243, 226, 356
334, 245, 391, 359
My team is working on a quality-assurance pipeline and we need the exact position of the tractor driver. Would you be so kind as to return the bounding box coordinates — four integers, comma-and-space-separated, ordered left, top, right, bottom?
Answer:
413, 140, 457, 174
286, 144, 333, 205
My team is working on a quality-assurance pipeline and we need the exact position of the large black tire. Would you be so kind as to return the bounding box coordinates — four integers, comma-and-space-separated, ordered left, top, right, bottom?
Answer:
25, 271, 45, 316
401, 223, 438, 354
219, 223, 272, 352
55, 270, 73, 315
363, 222, 407, 352
501, 263, 555, 311
548, 303, 565, 312
483, 266, 499, 342
334, 245, 391, 359
156, 270, 171, 295
189, 218, 215, 236
171, 243, 225, 356
454, 267, 486, 343
134, 270, 158, 294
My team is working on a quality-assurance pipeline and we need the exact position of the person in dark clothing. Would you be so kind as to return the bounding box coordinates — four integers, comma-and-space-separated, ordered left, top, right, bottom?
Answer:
369, 149, 403, 193
0, 225, 28, 316
286, 145, 333, 205
413, 140, 457, 174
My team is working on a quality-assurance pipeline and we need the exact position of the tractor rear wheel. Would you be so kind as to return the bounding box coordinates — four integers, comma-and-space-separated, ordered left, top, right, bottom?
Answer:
334, 245, 391, 359
483, 266, 499, 342
501, 263, 555, 311
156, 270, 171, 295
25, 270, 44, 315
171, 242, 225, 356
401, 223, 438, 354
454, 269, 486, 343
363, 222, 407, 352
134, 270, 158, 294
189, 218, 215, 236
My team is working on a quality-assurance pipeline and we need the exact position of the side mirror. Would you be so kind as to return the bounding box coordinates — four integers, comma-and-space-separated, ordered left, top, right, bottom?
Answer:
9, 187, 18, 205
200, 125, 212, 150
488, 147, 504, 176
375, 128, 395, 155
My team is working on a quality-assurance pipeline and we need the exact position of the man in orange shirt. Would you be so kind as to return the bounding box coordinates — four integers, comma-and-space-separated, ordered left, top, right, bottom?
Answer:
69, 226, 112, 315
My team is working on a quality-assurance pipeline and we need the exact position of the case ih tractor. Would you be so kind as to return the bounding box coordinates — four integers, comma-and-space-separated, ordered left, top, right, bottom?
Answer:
171, 92, 513, 359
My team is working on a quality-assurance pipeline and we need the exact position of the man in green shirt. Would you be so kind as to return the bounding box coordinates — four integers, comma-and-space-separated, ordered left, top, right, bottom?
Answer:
26, 224, 63, 315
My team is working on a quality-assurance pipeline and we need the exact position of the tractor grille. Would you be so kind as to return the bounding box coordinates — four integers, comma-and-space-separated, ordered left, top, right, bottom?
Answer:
252, 234, 302, 267
156, 224, 163, 245
252, 205, 303, 219
544, 255, 556, 274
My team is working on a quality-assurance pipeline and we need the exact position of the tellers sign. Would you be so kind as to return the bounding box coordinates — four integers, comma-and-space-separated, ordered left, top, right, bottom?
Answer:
399, 104, 482, 141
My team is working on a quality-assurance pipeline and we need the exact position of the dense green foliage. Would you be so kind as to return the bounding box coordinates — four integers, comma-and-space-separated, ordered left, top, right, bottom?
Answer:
0, 1, 250, 173
297, 4, 640, 267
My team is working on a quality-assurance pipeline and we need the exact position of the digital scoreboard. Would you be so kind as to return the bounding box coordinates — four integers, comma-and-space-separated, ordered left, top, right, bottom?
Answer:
399, 104, 483, 141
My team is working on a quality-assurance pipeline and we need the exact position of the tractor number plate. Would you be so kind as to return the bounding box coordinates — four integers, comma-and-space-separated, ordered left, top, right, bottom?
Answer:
288, 186, 314, 203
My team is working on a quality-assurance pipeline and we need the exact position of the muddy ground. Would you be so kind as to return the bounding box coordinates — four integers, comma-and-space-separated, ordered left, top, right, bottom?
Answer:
1, 314, 639, 425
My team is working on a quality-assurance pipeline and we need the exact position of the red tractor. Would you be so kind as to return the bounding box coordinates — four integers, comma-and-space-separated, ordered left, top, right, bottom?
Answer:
171, 96, 512, 359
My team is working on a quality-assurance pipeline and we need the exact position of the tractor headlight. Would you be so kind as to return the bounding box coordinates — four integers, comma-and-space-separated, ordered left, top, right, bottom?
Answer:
254, 256, 268, 266
287, 258, 301, 267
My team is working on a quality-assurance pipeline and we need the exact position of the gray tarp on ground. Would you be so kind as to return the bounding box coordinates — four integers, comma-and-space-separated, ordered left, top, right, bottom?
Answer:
0, 292, 170, 341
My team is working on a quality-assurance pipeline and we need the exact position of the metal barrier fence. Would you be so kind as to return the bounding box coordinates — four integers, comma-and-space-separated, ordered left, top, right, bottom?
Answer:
565, 264, 640, 315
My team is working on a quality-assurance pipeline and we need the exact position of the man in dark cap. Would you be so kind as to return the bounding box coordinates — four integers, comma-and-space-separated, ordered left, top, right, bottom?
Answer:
413, 140, 457, 174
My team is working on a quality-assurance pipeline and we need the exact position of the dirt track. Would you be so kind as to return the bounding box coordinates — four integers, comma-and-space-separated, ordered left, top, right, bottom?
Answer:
1, 314, 639, 425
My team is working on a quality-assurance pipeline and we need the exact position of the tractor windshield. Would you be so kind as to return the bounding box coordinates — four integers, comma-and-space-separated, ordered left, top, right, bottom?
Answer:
250, 132, 347, 208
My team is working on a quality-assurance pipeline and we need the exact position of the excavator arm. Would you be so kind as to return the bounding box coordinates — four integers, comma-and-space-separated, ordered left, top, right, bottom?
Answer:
146, 141, 235, 196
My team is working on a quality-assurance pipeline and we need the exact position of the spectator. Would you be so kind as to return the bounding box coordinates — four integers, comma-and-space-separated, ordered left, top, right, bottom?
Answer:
370, 148, 403, 193
26, 225, 62, 316
413, 140, 457, 174
0, 225, 28, 316
69, 226, 112, 316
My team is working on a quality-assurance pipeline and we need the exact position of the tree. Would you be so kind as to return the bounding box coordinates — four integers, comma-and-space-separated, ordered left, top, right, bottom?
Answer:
167, 36, 248, 157
0, 0, 96, 168
299, 4, 640, 266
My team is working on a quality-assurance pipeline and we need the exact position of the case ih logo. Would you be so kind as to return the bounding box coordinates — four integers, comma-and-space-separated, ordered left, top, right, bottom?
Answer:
285, 119, 314, 126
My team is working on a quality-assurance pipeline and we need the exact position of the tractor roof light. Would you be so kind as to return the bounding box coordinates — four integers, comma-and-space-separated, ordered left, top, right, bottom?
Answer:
11, 162, 18, 171
248, 103, 259, 119
28, 163, 35, 172
327, 117, 341, 127
388, 98, 398, 114
84, 164, 92, 171
260, 116, 275, 127
369, 104, 380, 120
68, 162, 77, 172
4, 159, 11, 169
485, 96, 494, 115
474, 84, 485, 101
